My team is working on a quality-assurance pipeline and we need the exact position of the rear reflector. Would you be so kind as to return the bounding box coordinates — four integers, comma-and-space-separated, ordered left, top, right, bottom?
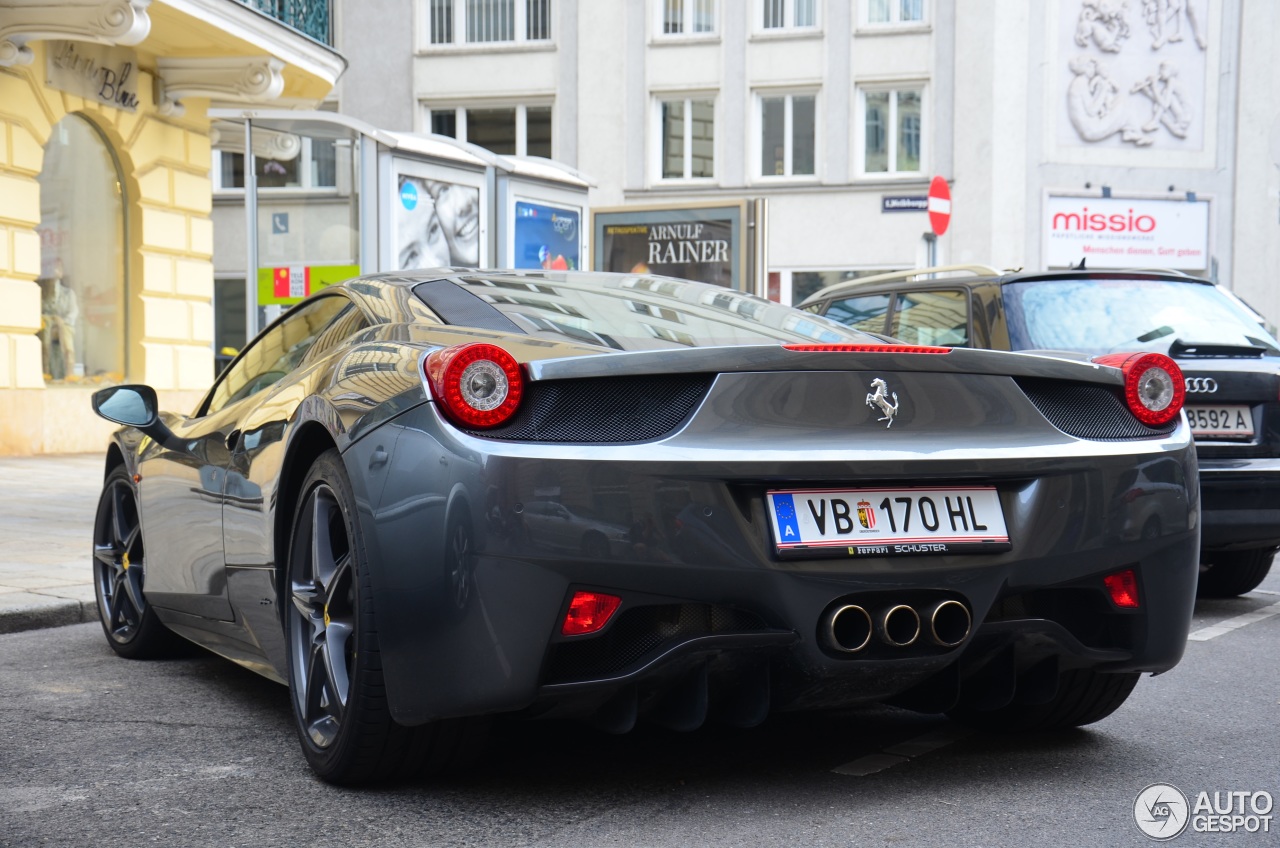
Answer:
1103, 569, 1141, 609
561, 591, 622, 636
782, 344, 951, 354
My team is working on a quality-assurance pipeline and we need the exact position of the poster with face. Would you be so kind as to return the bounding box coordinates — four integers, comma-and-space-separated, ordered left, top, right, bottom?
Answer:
512, 200, 580, 270
394, 170, 482, 270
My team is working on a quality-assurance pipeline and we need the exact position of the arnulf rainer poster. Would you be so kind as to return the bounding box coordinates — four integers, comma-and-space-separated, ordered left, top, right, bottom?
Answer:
594, 205, 741, 289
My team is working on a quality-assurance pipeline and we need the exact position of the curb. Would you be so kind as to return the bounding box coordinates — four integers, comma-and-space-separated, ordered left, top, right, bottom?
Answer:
0, 595, 98, 635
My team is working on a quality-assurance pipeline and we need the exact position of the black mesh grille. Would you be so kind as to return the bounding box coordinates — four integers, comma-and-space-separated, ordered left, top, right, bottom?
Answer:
1015, 378, 1177, 440
465, 374, 713, 443
544, 603, 770, 684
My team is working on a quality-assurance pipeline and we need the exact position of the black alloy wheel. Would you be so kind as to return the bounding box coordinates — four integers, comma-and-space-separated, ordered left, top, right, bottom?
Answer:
288, 480, 357, 751
92, 467, 178, 658
285, 449, 487, 784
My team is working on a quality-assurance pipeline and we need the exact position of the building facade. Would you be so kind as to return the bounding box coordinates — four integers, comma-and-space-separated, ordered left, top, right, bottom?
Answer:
324, 0, 1277, 316
0, 0, 343, 455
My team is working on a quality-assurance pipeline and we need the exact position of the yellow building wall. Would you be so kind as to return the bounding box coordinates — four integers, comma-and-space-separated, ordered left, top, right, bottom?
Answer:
0, 43, 214, 455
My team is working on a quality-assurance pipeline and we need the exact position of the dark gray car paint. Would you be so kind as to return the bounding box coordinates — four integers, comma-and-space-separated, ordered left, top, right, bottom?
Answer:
100, 273, 1200, 726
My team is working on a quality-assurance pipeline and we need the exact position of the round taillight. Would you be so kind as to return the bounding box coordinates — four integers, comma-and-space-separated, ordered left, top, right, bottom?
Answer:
424, 343, 524, 429
1093, 352, 1186, 427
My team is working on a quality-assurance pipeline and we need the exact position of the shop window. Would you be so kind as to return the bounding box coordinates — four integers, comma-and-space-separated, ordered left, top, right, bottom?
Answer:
425, 104, 553, 157
860, 86, 923, 175
36, 115, 126, 384
427, 0, 551, 45
759, 92, 816, 178
657, 97, 715, 180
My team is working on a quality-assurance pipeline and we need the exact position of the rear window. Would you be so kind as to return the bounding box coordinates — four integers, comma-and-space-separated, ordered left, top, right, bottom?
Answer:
416, 274, 876, 351
1004, 278, 1280, 354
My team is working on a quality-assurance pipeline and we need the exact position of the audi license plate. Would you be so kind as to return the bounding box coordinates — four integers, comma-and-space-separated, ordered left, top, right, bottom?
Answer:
767, 487, 1011, 557
1186, 405, 1254, 439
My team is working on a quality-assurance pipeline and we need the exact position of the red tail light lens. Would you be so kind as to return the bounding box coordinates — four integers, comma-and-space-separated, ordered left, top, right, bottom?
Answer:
561, 591, 622, 636
1092, 352, 1185, 426
424, 343, 524, 429
783, 344, 951, 354
1103, 568, 1141, 609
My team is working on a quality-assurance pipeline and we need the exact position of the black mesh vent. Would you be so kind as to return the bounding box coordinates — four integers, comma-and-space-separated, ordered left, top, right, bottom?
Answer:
544, 603, 770, 684
1015, 378, 1177, 441
466, 374, 713, 443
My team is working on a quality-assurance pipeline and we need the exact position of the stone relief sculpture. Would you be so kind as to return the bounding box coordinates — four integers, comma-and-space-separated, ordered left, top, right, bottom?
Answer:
1142, 0, 1207, 50
1066, 56, 1153, 145
1063, 0, 1208, 149
1074, 0, 1130, 53
1131, 61, 1193, 137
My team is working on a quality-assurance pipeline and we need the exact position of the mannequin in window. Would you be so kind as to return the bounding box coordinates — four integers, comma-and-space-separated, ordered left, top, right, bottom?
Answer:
39, 258, 79, 381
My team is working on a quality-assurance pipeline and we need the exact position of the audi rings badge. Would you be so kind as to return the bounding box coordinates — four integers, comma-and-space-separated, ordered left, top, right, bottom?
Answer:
1185, 377, 1219, 394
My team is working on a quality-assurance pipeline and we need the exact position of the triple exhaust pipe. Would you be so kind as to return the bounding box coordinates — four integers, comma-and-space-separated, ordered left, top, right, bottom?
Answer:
822, 600, 971, 653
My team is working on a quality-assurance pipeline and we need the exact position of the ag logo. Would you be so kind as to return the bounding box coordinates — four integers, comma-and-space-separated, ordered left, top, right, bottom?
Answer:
1134, 783, 1190, 840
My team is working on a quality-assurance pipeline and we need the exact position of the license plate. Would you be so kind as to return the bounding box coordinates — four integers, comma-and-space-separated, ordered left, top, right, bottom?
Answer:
1186, 405, 1254, 438
767, 486, 1010, 557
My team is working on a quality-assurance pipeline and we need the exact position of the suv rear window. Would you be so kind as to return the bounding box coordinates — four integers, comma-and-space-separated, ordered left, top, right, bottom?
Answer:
1004, 278, 1280, 354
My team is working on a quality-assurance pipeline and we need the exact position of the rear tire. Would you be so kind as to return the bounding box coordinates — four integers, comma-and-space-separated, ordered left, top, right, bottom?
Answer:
285, 449, 486, 784
948, 668, 1140, 732
92, 467, 181, 659
1197, 548, 1274, 598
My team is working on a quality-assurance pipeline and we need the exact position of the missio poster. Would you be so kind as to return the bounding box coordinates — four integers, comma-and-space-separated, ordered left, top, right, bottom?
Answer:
594, 205, 742, 289
513, 200, 580, 270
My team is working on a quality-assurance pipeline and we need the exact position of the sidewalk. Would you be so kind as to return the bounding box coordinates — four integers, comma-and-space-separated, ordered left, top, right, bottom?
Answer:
0, 453, 103, 633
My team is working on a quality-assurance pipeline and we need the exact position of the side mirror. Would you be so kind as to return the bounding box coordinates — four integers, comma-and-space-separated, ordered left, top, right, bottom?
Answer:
92, 385, 180, 449
92, 385, 158, 427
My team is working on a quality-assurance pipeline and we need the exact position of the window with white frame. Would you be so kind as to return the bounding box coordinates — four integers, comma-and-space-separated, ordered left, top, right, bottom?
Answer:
759, 92, 816, 178
657, 0, 716, 37
425, 104, 552, 157
426, 0, 551, 45
656, 97, 715, 180
860, 86, 923, 174
864, 0, 925, 25
760, 0, 816, 30
212, 138, 339, 191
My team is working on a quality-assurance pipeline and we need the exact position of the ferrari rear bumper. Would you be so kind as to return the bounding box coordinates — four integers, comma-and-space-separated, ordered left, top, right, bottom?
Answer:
346, 401, 1200, 728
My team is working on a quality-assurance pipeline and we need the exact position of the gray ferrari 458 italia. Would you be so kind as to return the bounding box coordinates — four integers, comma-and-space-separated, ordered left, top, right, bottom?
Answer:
89, 271, 1200, 784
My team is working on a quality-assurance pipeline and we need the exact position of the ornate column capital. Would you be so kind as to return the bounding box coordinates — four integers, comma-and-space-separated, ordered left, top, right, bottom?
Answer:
0, 0, 150, 67
155, 56, 286, 113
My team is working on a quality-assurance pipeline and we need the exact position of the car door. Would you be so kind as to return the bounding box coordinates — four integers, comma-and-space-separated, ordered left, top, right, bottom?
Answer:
134, 395, 241, 620
219, 295, 357, 572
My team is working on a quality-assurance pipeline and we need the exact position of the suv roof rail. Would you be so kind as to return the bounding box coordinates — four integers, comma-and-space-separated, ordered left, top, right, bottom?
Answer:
796, 264, 1003, 307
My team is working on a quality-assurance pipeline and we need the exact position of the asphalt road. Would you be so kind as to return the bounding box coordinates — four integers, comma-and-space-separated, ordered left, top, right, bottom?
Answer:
2, 576, 1278, 848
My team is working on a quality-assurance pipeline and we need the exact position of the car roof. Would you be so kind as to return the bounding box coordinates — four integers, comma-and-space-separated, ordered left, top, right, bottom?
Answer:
796, 266, 1216, 308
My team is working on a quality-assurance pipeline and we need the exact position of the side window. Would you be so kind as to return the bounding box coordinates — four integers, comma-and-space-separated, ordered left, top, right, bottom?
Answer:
823, 293, 891, 334
302, 304, 371, 366
890, 289, 969, 346
205, 296, 349, 415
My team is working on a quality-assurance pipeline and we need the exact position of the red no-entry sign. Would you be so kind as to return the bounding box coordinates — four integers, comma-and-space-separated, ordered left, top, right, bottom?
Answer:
928, 176, 952, 236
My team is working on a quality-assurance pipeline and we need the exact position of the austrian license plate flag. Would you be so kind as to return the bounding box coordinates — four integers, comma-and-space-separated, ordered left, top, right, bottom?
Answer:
768, 487, 1011, 557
